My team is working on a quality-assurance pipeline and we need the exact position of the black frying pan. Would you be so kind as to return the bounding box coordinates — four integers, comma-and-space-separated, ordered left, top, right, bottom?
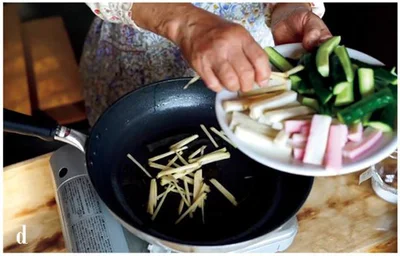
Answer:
4, 78, 313, 247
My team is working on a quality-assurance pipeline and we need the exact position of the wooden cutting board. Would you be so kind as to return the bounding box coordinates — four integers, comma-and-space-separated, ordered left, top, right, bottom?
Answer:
3, 153, 397, 252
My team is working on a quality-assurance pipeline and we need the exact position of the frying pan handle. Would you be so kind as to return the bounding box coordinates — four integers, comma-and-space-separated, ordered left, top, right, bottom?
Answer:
4, 109, 57, 140
4, 109, 87, 153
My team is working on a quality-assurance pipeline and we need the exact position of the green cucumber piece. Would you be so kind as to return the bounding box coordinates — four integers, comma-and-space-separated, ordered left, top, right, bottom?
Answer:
304, 53, 333, 104
334, 45, 354, 82
367, 102, 397, 132
337, 88, 394, 125
316, 36, 341, 77
297, 79, 315, 95
362, 113, 372, 125
375, 68, 398, 85
319, 104, 334, 116
333, 81, 350, 95
302, 97, 319, 110
265, 47, 294, 72
367, 122, 393, 132
358, 68, 375, 97
334, 82, 354, 106
330, 54, 350, 95
289, 74, 302, 90
390, 67, 397, 75
330, 54, 347, 82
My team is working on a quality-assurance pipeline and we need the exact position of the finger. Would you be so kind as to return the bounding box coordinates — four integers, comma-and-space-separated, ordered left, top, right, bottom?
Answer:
318, 27, 333, 44
302, 27, 321, 51
200, 66, 223, 92
271, 23, 301, 46
213, 62, 240, 92
229, 51, 255, 92
302, 14, 331, 50
243, 40, 271, 87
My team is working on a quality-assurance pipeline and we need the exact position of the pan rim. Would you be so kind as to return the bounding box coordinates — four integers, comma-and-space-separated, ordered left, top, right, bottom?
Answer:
84, 78, 314, 246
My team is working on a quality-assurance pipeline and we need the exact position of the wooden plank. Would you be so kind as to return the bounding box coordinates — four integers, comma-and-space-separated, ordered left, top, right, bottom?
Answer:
287, 172, 397, 253
3, 4, 31, 115
21, 16, 83, 111
44, 101, 87, 125
3, 153, 66, 252
3, 153, 397, 252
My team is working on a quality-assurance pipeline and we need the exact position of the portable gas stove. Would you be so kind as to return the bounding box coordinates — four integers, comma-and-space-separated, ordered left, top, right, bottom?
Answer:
49, 145, 298, 253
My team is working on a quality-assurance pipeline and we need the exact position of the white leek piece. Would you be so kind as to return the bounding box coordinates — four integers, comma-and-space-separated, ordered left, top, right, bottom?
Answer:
147, 179, 157, 215
176, 193, 207, 224
172, 180, 190, 207
189, 148, 227, 163
234, 125, 274, 146
209, 179, 238, 206
259, 106, 315, 125
170, 134, 199, 150
176, 151, 189, 165
229, 111, 278, 137
193, 170, 203, 200
223, 91, 282, 112
197, 152, 231, 165
152, 184, 174, 220
127, 154, 152, 178
148, 146, 188, 162
182, 176, 194, 185
200, 124, 218, 148
271, 122, 284, 130
157, 162, 201, 178
200, 146, 206, 156
165, 155, 178, 168
234, 125, 292, 159
284, 65, 304, 76
172, 163, 181, 168
188, 145, 207, 159
172, 167, 199, 180
178, 199, 185, 215
148, 162, 169, 170
274, 130, 289, 146
160, 175, 175, 186
239, 83, 288, 98
210, 127, 237, 148
183, 75, 201, 89
270, 72, 289, 82
184, 180, 191, 205
249, 90, 298, 119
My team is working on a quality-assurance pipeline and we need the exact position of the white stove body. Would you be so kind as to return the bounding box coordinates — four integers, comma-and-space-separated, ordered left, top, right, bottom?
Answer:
49, 145, 298, 253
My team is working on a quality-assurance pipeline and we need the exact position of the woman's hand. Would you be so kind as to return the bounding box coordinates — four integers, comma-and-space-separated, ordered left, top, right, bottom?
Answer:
175, 10, 271, 92
132, 4, 271, 93
271, 3, 332, 51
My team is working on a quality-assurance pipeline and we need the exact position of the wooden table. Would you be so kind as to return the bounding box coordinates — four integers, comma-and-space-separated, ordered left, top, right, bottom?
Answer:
3, 153, 397, 253
4, 4, 31, 115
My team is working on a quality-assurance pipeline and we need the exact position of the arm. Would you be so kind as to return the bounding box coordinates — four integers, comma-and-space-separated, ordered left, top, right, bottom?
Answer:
86, 3, 271, 93
131, 4, 195, 45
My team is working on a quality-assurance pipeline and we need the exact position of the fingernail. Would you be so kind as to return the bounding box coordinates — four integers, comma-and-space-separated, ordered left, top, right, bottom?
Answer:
319, 34, 332, 44
259, 79, 269, 87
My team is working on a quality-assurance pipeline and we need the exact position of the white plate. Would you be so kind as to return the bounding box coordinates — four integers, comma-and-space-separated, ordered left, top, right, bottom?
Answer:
215, 43, 398, 176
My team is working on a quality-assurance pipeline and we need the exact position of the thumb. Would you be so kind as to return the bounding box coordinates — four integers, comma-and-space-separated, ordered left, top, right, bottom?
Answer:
302, 14, 332, 50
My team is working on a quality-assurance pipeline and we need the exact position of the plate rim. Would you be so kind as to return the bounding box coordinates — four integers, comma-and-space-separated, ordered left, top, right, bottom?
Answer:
215, 43, 398, 177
